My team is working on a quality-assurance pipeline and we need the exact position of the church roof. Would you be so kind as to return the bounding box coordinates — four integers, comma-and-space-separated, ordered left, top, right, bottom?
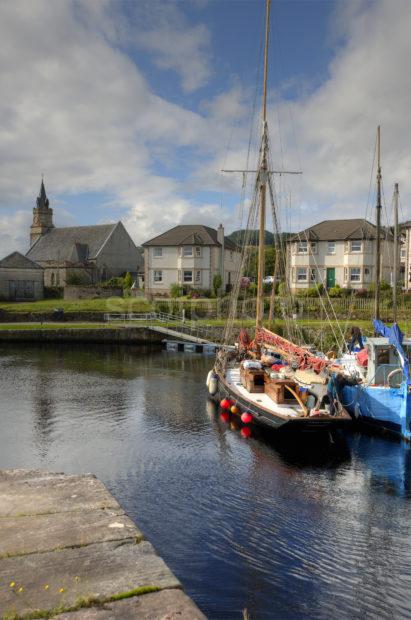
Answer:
143, 224, 238, 250
26, 223, 118, 262
0, 251, 43, 270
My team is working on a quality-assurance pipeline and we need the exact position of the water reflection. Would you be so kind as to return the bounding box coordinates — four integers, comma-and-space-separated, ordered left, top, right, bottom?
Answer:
0, 344, 410, 620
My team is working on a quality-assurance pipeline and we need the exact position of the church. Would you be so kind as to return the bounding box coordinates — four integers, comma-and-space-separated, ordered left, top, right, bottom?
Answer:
26, 181, 142, 287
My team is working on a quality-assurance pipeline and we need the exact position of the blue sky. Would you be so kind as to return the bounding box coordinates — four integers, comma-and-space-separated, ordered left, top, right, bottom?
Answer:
1, 0, 411, 255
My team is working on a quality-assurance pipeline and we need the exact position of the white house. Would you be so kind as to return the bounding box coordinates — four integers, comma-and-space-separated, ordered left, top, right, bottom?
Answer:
142, 224, 240, 296
288, 219, 394, 292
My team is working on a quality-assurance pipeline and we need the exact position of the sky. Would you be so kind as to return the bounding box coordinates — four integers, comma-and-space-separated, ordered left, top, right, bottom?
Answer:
1, 0, 411, 256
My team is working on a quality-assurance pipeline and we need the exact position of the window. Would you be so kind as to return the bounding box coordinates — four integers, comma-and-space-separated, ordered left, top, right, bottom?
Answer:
310, 268, 316, 282
401, 247, 406, 259
183, 246, 193, 257
51, 272, 55, 286
297, 241, 308, 254
183, 270, 193, 283
153, 247, 163, 258
350, 267, 361, 282
344, 267, 348, 282
153, 270, 163, 283
327, 241, 336, 254
195, 246, 201, 258
350, 240, 362, 253
195, 270, 201, 284
297, 267, 307, 281
364, 267, 370, 275
230, 251, 233, 260
310, 242, 317, 253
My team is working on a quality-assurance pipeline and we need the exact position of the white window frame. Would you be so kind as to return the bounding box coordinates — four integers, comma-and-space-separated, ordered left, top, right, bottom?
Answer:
350, 267, 361, 282
182, 246, 193, 257
344, 267, 348, 282
153, 247, 163, 258
401, 247, 406, 259
153, 270, 163, 283
195, 270, 201, 284
195, 246, 201, 258
350, 240, 362, 253
297, 241, 308, 254
183, 270, 193, 283
297, 267, 308, 282
327, 241, 336, 255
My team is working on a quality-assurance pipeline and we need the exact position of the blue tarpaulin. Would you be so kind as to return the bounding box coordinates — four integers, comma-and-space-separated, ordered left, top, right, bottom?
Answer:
373, 319, 410, 385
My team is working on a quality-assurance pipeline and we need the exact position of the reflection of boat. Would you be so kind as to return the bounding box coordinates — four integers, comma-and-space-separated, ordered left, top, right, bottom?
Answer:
208, 0, 351, 434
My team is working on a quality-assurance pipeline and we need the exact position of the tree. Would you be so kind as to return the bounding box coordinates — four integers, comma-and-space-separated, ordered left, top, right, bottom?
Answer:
124, 272, 133, 289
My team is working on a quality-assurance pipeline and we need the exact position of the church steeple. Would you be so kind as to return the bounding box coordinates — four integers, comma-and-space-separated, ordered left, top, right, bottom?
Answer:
30, 179, 54, 246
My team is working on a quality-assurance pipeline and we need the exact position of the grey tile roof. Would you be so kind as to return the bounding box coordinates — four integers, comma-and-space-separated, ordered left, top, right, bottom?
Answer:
26, 224, 117, 262
0, 251, 43, 270
142, 225, 238, 250
290, 218, 391, 241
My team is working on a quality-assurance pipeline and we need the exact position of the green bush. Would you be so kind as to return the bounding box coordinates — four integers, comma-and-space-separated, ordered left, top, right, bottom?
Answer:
341, 287, 353, 298
102, 276, 124, 288
278, 281, 287, 296
44, 286, 63, 299
328, 285, 341, 298
248, 282, 257, 296
170, 283, 182, 298
65, 272, 89, 285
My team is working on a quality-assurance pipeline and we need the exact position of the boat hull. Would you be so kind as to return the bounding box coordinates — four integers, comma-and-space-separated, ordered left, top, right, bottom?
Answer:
216, 371, 352, 434
342, 382, 411, 441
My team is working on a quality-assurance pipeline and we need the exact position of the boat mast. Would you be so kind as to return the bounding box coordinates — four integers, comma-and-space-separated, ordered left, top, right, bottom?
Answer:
374, 125, 382, 321
256, 0, 271, 334
393, 182, 399, 323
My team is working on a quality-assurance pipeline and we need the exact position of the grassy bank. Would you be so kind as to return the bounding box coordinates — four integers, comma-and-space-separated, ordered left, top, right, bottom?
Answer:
0, 297, 151, 314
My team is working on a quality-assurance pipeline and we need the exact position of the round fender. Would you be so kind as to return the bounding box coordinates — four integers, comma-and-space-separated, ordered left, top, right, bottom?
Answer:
209, 377, 218, 395
387, 367, 403, 388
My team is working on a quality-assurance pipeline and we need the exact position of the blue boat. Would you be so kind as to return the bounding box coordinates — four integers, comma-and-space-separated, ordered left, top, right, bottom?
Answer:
341, 320, 411, 441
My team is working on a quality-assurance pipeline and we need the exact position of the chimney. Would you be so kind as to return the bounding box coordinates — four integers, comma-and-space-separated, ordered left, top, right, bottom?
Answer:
217, 223, 224, 246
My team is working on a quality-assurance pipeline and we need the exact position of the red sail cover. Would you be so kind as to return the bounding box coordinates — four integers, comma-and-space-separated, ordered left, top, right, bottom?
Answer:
256, 327, 329, 373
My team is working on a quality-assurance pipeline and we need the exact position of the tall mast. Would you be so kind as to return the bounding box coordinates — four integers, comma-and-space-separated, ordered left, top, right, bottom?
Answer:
256, 0, 271, 333
374, 125, 382, 320
393, 182, 399, 323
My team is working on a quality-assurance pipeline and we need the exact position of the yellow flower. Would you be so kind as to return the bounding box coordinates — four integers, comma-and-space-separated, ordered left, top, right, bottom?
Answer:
74, 576, 80, 582
9, 582, 15, 588
44, 584, 49, 590
59, 588, 65, 593
18, 587, 23, 593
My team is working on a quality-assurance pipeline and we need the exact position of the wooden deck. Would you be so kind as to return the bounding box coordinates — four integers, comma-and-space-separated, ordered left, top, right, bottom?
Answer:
0, 469, 205, 619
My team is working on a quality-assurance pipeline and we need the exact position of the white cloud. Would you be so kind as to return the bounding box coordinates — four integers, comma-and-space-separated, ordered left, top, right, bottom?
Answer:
1, 0, 411, 262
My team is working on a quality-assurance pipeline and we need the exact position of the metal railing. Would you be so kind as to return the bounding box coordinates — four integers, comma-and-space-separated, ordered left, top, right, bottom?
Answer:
103, 311, 221, 343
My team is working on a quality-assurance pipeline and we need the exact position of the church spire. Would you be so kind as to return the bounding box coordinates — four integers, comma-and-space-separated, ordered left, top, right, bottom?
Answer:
30, 178, 54, 246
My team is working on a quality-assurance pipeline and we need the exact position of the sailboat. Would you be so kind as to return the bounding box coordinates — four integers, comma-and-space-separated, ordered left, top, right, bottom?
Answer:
339, 129, 411, 441
207, 0, 351, 433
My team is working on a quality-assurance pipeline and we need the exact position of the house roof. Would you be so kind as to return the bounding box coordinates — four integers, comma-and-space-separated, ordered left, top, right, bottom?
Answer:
0, 251, 43, 270
26, 223, 118, 262
142, 225, 238, 250
290, 218, 391, 242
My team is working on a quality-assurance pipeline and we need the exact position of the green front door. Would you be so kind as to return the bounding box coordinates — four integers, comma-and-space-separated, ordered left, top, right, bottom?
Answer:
326, 268, 335, 288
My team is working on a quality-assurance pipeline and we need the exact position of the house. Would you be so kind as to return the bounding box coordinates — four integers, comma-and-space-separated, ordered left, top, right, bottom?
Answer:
0, 252, 44, 301
288, 219, 394, 292
142, 224, 240, 296
26, 181, 142, 287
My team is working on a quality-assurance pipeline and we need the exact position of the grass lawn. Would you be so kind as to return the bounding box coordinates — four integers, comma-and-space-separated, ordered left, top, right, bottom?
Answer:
0, 297, 152, 314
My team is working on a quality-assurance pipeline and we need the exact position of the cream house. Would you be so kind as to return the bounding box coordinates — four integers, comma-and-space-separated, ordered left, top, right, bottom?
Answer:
142, 224, 240, 296
288, 219, 393, 292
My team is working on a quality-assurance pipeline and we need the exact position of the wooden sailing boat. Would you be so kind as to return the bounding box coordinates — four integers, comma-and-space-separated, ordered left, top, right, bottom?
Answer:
207, 0, 351, 433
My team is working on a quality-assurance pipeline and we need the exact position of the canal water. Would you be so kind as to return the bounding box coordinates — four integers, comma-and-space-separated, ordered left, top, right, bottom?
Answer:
0, 344, 410, 619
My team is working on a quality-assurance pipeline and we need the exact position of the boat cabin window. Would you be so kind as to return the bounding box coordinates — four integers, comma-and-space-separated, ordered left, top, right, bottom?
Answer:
377, 348, 390, 365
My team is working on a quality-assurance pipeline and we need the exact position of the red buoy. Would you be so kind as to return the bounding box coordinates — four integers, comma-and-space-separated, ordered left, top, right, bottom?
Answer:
241, 412, 253, 424
220, 411, 230, 423
241, 426, 252, 438
220, 398, 231, 410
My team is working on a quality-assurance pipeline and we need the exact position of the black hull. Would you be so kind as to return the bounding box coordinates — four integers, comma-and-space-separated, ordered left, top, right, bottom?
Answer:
216, 374, 352, 434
